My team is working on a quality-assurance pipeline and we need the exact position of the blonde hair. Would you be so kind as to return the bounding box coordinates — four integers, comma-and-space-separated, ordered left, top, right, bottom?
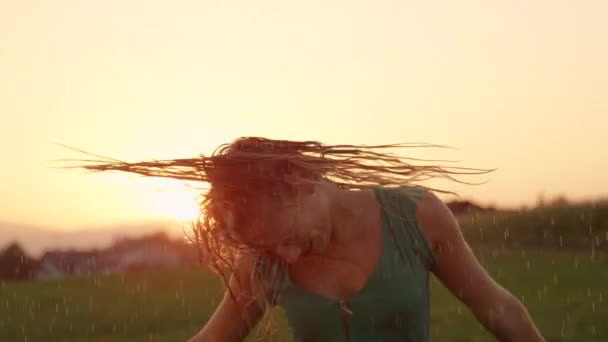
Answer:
69, 136, 492, 338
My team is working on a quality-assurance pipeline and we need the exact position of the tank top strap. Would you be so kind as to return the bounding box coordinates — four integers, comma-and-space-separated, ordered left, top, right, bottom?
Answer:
373, 186, 437, 271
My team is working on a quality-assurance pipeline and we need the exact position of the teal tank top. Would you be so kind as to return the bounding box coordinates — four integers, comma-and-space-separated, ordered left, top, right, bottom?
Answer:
272, 186, 437, 342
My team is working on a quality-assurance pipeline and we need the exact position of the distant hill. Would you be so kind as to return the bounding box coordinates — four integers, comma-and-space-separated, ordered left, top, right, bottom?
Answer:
0, 219, 188, 258
458, 200, 608, 250
446, 200, 495, 216
4, 197, 606, 257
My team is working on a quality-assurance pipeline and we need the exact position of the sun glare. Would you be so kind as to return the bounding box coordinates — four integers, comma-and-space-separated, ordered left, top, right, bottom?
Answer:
137, 178, 202, 222
161, 192, 201, 221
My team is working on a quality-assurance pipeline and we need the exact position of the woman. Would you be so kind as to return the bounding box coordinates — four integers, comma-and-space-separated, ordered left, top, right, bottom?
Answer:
78, 137, 544, 341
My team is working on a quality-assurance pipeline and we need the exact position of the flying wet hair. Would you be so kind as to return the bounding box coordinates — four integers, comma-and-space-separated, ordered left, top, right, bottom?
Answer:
64, 136, 493, 339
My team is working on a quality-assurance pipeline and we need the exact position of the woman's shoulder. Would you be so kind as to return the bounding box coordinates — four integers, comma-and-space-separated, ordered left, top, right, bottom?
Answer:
410, 187, 460, 256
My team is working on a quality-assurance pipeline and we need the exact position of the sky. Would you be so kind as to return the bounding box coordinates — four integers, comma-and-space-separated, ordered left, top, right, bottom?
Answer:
1, 0, 607, 231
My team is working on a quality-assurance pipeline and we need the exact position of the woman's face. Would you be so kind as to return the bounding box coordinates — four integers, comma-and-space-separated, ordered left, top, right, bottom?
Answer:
229, 183, 331, 264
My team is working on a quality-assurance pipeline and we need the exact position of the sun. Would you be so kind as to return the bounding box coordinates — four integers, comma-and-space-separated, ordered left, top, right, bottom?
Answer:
159, 191, 201, 221
137, 178, 203, 222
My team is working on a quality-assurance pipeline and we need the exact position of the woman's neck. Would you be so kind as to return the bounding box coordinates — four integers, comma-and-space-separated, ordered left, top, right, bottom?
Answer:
316, 186, 382, 260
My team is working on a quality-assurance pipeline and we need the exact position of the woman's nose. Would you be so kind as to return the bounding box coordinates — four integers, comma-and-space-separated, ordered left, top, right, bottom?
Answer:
274, 245, 303, 264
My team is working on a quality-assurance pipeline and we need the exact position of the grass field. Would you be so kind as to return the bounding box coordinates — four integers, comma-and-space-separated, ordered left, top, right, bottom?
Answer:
1, 248, 606, 341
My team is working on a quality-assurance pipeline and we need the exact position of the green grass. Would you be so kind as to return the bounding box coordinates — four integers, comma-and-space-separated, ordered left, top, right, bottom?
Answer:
0, 270, 225, 341
1, 249, 606, 341
430, 248, 607, 341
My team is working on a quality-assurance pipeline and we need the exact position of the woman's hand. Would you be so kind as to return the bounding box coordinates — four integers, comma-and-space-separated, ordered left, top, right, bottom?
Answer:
416, 190, 545, 341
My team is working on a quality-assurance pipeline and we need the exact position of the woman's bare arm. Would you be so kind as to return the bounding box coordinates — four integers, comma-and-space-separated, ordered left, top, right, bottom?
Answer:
188, 257, 263, 342
416, 190, 545, 342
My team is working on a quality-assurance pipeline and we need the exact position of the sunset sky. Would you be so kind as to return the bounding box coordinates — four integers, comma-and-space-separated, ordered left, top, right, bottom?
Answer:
1, 1, 607, 231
